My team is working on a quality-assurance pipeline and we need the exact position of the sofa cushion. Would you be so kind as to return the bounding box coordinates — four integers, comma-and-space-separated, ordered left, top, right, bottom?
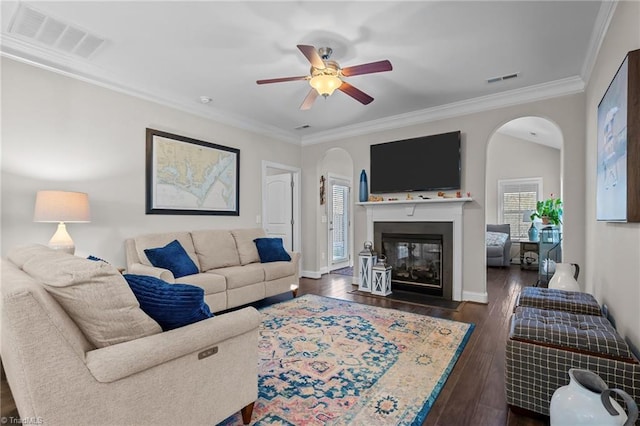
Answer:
144, 240, 199, 278
486, 245, 504, 258
176, 272, 226, 295
134, 232, 200, 270
123, 274, 213, 331
210, 263, 264, 290
254, 237, 291, 263
191, 229, 241, 270
262, 261, 296, 281
231, 228, 266, 265
7, 243, 59, 268
12, 244, 162, 348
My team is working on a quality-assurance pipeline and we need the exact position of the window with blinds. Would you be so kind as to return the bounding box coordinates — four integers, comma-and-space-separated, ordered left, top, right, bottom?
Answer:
498, 178, 542, 240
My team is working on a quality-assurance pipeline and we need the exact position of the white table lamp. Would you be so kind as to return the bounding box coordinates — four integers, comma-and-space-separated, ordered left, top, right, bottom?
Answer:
33, 190, 91, 254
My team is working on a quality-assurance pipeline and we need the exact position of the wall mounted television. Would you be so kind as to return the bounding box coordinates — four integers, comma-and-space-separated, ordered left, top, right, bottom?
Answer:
596, 48, 639, 222
370, 131, 461, 193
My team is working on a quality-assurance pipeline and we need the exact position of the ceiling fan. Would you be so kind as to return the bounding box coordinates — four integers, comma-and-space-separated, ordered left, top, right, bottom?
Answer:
256, 45, 392, 110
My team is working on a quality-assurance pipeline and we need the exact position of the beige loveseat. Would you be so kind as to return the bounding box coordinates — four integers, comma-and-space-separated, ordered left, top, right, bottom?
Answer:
125, 228, 300, 313
1, 244, 261, 425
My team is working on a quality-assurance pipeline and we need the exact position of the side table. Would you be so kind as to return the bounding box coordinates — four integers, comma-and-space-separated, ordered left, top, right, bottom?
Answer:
519, 241, 539, 270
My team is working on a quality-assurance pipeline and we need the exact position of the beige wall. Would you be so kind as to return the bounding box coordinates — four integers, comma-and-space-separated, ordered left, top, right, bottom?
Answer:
486, 131, 561, 225
1, 58, 302, 266
301, 94, 586, 301
584, 1, 640, 344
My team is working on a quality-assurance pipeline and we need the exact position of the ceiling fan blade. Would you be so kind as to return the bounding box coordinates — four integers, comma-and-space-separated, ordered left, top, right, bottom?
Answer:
338, 82, 374, 105
257, 76, 308, 85
341, 60, 393, 77
300, 89, 319, 110
297, 44, 325, 69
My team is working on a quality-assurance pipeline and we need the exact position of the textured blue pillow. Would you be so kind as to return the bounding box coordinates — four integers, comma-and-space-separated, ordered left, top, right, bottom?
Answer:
123, 274, 213, 331
254, 237, 292, 263
144, 240, 198, 278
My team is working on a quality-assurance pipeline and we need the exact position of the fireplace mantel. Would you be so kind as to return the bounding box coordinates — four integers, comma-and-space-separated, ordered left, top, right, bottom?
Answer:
357, 197, 472, 301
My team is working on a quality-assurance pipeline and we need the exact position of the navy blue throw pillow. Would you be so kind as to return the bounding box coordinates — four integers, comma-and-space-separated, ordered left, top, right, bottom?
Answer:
144, 240, 198, 278
123, 274, 213, 331
254, 237, 292, 263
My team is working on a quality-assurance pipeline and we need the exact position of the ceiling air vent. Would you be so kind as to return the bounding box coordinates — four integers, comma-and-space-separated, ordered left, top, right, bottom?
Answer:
295, 124, 311, 130
8, 4, 106, 59
487, 72, 519, 84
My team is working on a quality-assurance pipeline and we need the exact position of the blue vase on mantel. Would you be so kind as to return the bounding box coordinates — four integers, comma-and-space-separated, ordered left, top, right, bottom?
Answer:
359, 170, 368, 202
528, 224, 539, 242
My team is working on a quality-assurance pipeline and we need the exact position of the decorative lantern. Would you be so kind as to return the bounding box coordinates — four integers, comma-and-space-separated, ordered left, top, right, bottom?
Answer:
371, 255, 392, 296
358, 241, 377, 292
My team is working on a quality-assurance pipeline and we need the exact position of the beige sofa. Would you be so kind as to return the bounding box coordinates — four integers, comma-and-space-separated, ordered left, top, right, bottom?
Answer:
125, 228, 300, 313
1, 245, 261, 425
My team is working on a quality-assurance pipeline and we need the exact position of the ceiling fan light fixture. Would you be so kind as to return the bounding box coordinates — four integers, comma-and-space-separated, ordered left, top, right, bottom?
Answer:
309, 74, 342, 97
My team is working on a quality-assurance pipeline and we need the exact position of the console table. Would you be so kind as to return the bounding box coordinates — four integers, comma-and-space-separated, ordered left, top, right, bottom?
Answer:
519, 241, 539, 270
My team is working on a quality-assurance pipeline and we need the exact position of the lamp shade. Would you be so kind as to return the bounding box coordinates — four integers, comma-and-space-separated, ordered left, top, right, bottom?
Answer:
33, 191, 91, 223
309, 74, 342, 96
522, 210, 534, 223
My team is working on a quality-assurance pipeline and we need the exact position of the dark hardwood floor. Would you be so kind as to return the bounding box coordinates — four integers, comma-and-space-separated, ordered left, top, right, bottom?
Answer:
0, 265, 547, 425
301, 265, 548, 426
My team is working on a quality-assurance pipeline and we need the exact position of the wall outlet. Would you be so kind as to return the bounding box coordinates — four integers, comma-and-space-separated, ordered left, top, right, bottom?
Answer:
256, 215, 261, 224
321, 215, 327, 223
321, 252, 326, 260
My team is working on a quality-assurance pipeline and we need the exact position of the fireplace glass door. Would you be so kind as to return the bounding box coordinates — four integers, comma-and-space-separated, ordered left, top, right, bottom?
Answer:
382, 233, 443, 294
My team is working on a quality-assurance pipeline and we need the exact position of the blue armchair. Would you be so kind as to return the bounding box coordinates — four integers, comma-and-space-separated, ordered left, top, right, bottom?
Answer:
486, 224, 512, 267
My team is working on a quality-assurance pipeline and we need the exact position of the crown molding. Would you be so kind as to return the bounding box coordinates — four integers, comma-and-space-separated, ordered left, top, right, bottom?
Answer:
580, 1, 617, 85
1, 35, 300, 145
300, 75, 585, 146
3, 33, 588, 148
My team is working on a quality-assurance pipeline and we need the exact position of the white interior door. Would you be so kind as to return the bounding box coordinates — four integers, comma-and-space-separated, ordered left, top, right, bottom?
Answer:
328, 177, 350, 270
265, 173, 293, 250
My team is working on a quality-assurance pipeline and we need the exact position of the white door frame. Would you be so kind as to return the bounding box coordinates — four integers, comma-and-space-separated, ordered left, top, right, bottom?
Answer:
327, 173, 352, 271
261, 161, 301, 253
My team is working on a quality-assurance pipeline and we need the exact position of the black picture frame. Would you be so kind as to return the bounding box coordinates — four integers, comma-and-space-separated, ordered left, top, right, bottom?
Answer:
145, 128, 240, 215
596, 49, 640, 222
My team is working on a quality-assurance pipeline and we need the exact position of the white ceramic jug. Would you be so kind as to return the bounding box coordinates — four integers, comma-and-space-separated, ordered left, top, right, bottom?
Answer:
550, 369, 638, 426
548, 262, 580, 291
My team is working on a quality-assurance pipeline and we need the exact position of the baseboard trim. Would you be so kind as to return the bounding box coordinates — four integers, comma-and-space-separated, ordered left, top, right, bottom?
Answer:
301, 270, 321, 279
463, 290, 488, 304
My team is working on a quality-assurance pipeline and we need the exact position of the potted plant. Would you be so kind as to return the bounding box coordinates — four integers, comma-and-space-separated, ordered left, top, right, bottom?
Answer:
531, 196, 563, 225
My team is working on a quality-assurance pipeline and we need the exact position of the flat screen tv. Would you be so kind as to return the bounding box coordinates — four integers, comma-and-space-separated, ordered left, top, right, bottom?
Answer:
370, 131, 461, 193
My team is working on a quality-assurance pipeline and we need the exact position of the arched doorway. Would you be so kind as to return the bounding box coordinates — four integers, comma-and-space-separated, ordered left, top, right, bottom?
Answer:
318, 148, 354, 274
485, 116, 564, 270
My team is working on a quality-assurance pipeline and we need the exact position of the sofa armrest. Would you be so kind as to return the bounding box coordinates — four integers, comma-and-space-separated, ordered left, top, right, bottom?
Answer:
85, 306, 261, 383
288, 251, 300, 266
127, 263, 175, 282
504, 239, 513, 256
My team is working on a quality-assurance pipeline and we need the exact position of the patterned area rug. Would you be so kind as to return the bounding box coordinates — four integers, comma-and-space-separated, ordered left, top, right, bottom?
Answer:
220, 294, 474, 425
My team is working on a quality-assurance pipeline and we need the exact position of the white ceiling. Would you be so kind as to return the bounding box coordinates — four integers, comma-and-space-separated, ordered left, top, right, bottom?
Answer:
496, 116, 563, 149
1, 1, 611, 145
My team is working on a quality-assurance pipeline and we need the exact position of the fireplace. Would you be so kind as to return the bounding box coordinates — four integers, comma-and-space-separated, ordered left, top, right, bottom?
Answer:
359, 197, 472, 302
374, 222, 453, 299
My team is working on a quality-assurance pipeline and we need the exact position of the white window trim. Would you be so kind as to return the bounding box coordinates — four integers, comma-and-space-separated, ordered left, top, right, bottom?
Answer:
497, 177, 543, 240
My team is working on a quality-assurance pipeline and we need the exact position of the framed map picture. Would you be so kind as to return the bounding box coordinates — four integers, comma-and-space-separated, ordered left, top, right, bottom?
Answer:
146, 128, 240, 215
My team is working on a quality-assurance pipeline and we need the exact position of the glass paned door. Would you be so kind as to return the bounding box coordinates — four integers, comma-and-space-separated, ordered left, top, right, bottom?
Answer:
330, 181, 350, 268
